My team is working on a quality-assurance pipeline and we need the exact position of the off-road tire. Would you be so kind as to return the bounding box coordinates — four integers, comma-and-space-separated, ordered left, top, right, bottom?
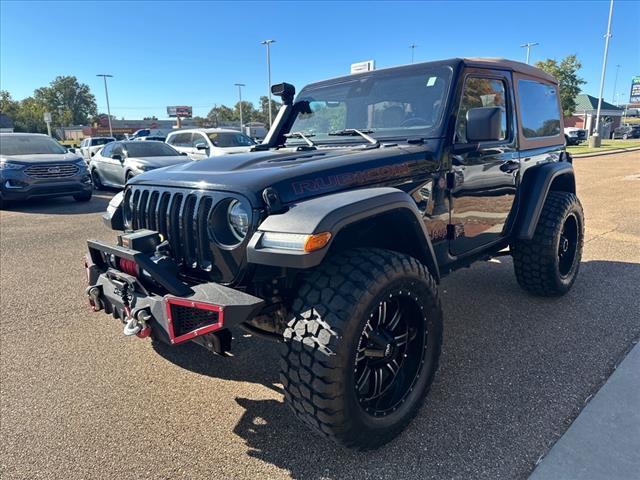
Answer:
280, 248, 443, 450
513, 191, 584, 296
91, 169, 104, 190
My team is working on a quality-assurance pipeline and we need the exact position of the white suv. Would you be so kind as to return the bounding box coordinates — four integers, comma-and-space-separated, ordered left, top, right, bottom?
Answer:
79, 137, 116, 161
165, 128, 256, 160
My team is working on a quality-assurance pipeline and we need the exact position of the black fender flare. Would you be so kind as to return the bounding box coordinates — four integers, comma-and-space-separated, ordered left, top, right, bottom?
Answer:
247, 187, 440, 281
513, 161, 576, 240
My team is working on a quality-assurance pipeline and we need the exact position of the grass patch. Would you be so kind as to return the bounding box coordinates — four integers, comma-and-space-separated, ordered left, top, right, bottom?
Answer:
567, 139, 640, 155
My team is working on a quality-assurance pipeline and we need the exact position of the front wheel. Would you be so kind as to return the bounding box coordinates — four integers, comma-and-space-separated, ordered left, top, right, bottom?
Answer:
280, 248, 443, 450
513, 191, 584, 296
73, 191, 92, 202
91, 169, 104, 190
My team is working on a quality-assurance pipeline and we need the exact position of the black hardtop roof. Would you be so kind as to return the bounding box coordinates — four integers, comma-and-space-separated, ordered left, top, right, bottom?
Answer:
302, 57, 557, 91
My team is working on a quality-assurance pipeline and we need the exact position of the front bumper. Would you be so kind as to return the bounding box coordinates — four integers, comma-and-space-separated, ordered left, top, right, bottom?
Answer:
85, 237, 264, 349
1, 170, 92, 201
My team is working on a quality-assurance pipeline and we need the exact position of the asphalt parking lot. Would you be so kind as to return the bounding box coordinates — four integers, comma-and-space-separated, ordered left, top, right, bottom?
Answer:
1, 150, 639, 480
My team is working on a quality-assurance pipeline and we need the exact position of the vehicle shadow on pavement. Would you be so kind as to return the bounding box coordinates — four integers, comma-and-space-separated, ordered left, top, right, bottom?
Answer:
1, 193, 115, 215
159, 258, 640, 480
152, 331, 283, 394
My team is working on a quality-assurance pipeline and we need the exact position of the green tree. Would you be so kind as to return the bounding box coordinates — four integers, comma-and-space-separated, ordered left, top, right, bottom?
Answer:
235, 101, 255, 123
34, 76, 97, 126
0, 90, 20, 119
207, 104, 236, 125
14, 97, 48, 133
255, 96, 282, 124
535, 55, 586, 117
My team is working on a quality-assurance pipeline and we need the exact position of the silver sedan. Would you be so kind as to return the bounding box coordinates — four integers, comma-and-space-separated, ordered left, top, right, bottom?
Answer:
90, 141, 191, 189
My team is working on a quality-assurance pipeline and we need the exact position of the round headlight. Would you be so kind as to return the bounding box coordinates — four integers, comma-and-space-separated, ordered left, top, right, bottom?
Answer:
228, 200, 249, 241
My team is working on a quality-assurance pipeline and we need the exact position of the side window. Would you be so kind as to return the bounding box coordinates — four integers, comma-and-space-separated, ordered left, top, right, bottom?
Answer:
456, 77, 507, 143
172, 133, 192, 147
101, 143, 114, 157
111, 144, 124, 157
166, 134, 177, 146
192, 133, 207, 148
518, 80, 561, 138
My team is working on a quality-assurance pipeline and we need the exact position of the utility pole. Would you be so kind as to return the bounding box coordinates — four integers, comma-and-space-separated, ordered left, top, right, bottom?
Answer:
234, 83, 245, 133
261, 40, 276, 127
409, 44, 417, 64
96, 74, 113, 137
592, 0, 614, 147
612, 64, 621, 103
520, 42, 539, 64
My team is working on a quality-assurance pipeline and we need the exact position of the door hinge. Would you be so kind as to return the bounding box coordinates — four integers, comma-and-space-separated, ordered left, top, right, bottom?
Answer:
447, 223, 464, 240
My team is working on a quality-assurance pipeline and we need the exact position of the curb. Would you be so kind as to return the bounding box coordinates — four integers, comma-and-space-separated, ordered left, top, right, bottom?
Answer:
571, 146, 640, 158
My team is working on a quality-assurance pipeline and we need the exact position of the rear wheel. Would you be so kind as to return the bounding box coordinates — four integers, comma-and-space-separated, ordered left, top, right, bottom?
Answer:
280, 248, 443, 449
513, 191, 584, 296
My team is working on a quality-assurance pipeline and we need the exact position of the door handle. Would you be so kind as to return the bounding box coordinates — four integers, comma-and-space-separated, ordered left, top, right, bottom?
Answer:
499, 160, 519, 173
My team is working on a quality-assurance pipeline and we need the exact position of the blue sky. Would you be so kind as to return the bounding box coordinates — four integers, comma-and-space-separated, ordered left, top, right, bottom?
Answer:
1, 0, 638, 119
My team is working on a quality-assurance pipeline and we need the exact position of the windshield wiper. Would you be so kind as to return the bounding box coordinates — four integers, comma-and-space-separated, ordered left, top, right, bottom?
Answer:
284, 131, 317, 148
327, 129, 380, 148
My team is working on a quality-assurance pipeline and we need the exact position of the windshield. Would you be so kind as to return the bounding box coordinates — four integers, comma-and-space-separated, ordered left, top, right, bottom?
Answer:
124, 142, 180, 157
92, 138, 115, 146
207, 132, 256, 147
0, 135, 67, 155
287, 65, 453, 145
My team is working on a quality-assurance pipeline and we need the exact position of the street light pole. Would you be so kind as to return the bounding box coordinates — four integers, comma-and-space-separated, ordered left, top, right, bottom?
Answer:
612, 64, 621, 103
261, 40, 276, 128
409, 44, 417, 64
593, 0, 614, 147
96, 74, 113, 137
234, 83, 245, 133
520, 42, 539, 64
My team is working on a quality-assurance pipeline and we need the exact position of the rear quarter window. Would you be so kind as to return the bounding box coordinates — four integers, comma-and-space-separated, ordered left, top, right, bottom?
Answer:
518, 80, 561, 138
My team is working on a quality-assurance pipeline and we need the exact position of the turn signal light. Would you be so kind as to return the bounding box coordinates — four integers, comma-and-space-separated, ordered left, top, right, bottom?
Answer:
304, 232, 332, 252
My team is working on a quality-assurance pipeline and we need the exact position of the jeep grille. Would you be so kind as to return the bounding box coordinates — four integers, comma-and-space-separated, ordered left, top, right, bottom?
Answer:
123, 186, 249, 284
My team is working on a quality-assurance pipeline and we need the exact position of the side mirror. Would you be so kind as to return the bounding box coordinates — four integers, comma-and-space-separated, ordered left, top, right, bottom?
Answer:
90, 151, 96, 157
180, 152, 188, 156
67, 147, 76, 153
195, 142, 208, 150
112, 154, 123, 162
466, 106, 503, 143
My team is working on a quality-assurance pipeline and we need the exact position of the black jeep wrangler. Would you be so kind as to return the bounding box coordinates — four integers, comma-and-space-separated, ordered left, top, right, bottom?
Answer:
86, 58, 584, 450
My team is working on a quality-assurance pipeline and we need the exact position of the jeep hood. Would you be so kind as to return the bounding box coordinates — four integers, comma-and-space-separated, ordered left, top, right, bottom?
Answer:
129, 141, 442, 205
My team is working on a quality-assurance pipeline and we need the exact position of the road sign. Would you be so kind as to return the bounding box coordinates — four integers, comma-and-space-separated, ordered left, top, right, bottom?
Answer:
167, 106, 193, 118
351, 60, 375, 74
43, 112, 52, 123
629, 76, 640, 105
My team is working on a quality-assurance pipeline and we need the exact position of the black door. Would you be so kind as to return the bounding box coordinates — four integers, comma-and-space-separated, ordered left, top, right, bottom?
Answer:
449, 72, 518, 255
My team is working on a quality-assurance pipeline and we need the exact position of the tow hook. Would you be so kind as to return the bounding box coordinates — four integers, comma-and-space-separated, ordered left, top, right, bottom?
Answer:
86, 286, 103, 312
123, 309, 152, 338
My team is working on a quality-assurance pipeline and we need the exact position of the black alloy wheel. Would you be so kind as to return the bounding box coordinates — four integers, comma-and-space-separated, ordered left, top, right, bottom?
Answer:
355, 292, 426, 417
